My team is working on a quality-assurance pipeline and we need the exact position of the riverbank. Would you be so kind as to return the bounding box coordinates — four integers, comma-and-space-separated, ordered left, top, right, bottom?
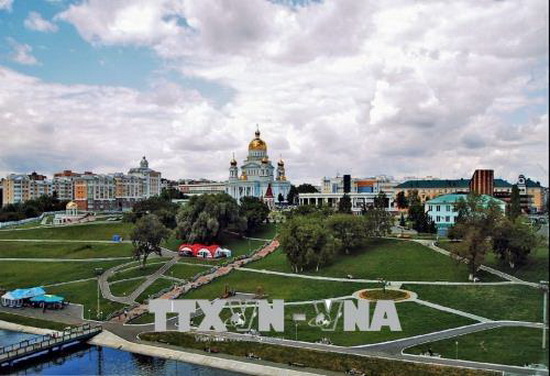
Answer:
0, 319, 59, 336
0, 318, 326, 376
89, 330, 325, 376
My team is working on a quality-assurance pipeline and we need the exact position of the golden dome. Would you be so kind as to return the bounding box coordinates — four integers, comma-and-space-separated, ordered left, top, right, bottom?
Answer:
249, 128, 267, 151
261, 156, 269, 164
66, 201, 78, 210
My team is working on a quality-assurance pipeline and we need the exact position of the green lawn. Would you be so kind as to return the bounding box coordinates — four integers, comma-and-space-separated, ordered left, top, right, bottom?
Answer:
248, 239, 500, 282
0, 312, 71, 331
136, 278, 176, 303
405, 327, 549, 367
0, 242, 133, 259
0, 222, 134, 240
140, 332, 496, 376
48, 279, 127, 319
165, 263, 211, 280
108, 261, 167, 282
0, 260, 128, 290
109, 277, 146, 297
438, 241, 549, 283
410, 284, 544, 323
231, 302, 474, 346
182, 269, 373, 301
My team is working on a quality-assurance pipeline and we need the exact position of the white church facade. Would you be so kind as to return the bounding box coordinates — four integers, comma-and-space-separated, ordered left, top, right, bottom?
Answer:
226, 128, 291, 205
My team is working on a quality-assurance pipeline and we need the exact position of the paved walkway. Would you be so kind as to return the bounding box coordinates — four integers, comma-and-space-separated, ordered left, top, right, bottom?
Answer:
238, 267, 523, 286
108, 240, 280, 322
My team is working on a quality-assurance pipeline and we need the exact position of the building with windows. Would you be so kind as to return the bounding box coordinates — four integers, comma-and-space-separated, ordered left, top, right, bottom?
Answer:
1, 173, 53, 206
226, 128, 291, 203
128, 156, 162, 198
178, 180, 227, 196
425, 193, 506, 234
298, 175, 397, 214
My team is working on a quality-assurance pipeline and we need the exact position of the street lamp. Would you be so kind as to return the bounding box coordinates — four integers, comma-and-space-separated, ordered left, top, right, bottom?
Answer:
455, 340, 459, 359
295, 322, 298, 341
540, 280, 548, 350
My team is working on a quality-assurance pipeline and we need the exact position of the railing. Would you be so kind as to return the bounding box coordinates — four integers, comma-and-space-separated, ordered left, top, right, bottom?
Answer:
0, 324, 102, 364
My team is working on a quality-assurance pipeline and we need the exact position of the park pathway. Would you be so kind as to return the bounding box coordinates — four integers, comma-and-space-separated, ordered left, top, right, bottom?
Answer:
107, 240, 280, 322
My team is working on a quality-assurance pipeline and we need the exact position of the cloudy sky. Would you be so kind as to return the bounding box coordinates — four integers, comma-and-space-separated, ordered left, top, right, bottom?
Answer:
0, 0, 548, 185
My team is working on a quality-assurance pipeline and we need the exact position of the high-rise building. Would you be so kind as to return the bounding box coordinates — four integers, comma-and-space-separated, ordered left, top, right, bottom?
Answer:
469, 169, 494, 195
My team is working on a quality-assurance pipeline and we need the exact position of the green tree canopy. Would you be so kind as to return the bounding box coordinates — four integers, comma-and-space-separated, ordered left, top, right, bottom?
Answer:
125, 196, 180, 229
492, 218, 540, 269
451, 193, 504, 278
176, 193, 243, 244
508, 184, 522, 220
131, 214, 170, 268
326, 214, 364, 255
279, 216, 339, 272
338, 194, 352, 214
240, 196, 270, 234
286, 185, 299, 205
395, 191, 409, 209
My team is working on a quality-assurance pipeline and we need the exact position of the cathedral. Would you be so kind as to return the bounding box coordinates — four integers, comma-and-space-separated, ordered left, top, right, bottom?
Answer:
226, 128, 291, 207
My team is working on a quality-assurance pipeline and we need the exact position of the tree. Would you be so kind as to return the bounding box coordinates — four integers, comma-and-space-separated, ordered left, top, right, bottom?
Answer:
407, 190, 434, 233
125, 196, 180, 229
131, 214, 170, 268
279, 216, 339, 272
176, 193, 243, 244
239, 196, 270, 234
451, 193, 504, 279
338, 194, 352, 214
277, 193, 284, 204
363, 205, 393, 237
286, 185, 299, 205
326, 214, 365, 255
160, 187, 188, 200
296, 184, 319, 193
492, 218, 539, 268
399, 213, 406, 227
508, 184, 522, 220
395, 191, 409, 209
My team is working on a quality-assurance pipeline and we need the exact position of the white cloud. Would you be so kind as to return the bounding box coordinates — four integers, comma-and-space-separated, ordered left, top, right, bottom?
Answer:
6, 38, 40, 65
0, 0, 13, 11
24, 11, 59, 33
2, 0, 546, 185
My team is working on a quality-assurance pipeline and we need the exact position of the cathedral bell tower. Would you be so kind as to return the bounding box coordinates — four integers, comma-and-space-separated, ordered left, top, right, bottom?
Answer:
229, 154, 238, 180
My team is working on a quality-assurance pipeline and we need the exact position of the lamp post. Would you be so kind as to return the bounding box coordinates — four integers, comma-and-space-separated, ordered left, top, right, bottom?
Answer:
96, 277, 101, 320
455, 340, 459, 359
295, 322, 298, 341
541, 280, 548, 350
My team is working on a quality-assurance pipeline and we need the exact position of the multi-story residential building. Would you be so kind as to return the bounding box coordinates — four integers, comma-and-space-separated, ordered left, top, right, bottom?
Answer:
1, 173, 53, 206
73, 174, 116, 211
114, 173, 144, 209
128, 157, 162, 198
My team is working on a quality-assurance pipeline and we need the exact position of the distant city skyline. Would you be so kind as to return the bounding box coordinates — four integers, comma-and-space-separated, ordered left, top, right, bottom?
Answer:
1, 0, 548, 185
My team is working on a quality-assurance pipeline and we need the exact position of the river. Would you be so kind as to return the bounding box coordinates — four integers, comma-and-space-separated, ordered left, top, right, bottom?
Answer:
0, 330, 245, 375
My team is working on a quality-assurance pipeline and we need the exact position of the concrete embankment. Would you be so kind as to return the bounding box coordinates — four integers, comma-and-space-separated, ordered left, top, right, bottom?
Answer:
89, 330, 324, 376
0, 320, 59, 336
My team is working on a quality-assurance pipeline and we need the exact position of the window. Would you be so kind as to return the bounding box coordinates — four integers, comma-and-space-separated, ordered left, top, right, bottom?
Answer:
446, 216, 450, 222
436, 205, 441, 211
429, 205, 433, 211
446, 205, 451, 211
436, 216, 441, 222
